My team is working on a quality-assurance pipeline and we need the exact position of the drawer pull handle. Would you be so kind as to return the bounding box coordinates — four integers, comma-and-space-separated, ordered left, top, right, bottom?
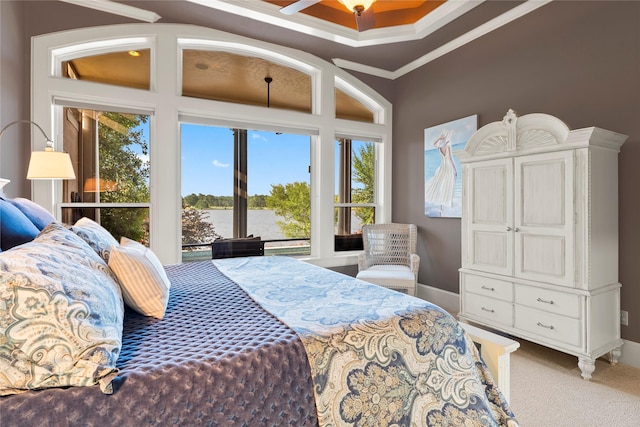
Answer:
481, 285, 495, 292
537, 322, 555, 330
536, 297, 554, 305
481, 307, 495, 313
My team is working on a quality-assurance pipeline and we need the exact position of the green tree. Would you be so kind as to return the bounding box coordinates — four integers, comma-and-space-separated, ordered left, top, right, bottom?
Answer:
183, 193, 198, 207
249, 194, 267, 208
194, 198, 209, 209
352, 142, 375, 225
98, 112, 150, 243
266, 182, 310, 238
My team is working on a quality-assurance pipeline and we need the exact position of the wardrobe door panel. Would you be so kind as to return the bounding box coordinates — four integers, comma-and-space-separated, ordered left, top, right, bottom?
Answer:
514, 151, 574, 287
464, 158, 513, 276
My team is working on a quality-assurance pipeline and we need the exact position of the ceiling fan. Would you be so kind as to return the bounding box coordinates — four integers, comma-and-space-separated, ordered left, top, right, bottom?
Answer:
279, 0, 376, 32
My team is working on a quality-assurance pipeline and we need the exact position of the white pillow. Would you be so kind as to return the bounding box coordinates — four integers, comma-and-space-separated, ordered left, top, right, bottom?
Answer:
108, 237, 171, 319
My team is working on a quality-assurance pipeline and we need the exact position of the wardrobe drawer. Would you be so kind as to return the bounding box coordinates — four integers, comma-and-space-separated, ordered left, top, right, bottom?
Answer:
464, 293, 513, 326
464, 274, 513, 302
515, 285, 580, 318
515, 305, 581, 348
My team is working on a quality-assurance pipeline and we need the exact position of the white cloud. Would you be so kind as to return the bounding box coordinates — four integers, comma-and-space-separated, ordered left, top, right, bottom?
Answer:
212, 159, 229, 168
252, 133, 268, 142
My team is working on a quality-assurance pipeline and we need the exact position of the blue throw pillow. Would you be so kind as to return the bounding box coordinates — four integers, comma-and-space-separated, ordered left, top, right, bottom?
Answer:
7, 197, 55, 230
0, 198, 40, 251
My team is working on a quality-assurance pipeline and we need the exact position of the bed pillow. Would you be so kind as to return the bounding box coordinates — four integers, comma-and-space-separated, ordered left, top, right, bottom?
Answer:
70, 217, 119, 262
0, 222, 124, 396
108, 237, 171, 319
0, 198, 40, 251
6, 197, 56, 230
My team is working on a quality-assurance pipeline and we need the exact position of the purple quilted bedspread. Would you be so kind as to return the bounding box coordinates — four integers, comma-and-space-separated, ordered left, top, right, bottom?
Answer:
0, 261, 319, 427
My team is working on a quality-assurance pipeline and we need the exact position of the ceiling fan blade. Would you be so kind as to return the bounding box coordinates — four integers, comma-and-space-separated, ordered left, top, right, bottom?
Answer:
279, 0, 322, 15
356, 8, 375, 31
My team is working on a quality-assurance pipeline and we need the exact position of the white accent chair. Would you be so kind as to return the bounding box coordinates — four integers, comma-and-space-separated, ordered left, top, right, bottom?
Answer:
356, 223, 419, 296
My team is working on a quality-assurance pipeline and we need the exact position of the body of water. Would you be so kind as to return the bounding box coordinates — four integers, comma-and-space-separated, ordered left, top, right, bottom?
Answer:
202, 209, 363, 240
204, 209, 287, 240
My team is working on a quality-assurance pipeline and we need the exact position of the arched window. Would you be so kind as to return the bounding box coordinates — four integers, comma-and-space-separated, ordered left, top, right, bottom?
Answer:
32, 24, 391, 266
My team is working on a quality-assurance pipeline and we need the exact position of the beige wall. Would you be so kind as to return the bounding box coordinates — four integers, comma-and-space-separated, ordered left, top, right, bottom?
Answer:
1, 1, 638, 343
392, 1, 640, 343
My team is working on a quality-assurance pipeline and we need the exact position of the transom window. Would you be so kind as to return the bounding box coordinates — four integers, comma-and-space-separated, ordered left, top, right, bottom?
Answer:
182, 50, 312, 113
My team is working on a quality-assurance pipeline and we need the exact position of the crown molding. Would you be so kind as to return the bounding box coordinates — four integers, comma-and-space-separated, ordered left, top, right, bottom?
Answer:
185, 0, 485, 48
333, 0, 553, 80
59, 0, 161, 22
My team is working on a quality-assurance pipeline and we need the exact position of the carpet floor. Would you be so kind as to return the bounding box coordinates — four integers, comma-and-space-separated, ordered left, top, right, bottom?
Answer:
508, 339, 640, 426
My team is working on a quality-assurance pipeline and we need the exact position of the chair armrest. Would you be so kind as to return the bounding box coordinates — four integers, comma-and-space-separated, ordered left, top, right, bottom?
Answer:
357, 253, 367, 271
409, 254, 420, 276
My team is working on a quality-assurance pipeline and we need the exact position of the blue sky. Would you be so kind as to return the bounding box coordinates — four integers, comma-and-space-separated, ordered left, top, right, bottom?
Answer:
181, 124, 310, 196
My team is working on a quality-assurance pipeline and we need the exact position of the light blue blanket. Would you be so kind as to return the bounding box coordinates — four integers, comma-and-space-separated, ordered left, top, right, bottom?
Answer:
214, 256, 518, 427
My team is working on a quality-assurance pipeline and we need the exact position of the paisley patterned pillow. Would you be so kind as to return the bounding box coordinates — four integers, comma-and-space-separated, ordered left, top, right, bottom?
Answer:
0, 222, 124, 396
70, 217, 119, 262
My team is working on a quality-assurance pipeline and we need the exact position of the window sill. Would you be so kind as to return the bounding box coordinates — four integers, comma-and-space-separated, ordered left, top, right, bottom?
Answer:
301, 252, 360, 269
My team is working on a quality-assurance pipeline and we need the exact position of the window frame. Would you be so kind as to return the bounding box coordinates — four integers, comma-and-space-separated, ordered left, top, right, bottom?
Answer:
179, 121, 313, 250
334, 137, 378, 252
31, 24, 392, 267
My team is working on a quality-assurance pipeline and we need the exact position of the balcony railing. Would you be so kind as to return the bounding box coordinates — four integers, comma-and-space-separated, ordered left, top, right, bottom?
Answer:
182, 237, 311, 262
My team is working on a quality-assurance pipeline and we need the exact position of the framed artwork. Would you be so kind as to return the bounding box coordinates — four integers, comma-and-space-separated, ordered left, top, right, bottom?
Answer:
424, 114, 477, 218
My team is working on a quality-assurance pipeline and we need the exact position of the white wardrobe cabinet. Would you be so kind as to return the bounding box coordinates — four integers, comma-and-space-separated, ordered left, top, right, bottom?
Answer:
458, 109, 627, 380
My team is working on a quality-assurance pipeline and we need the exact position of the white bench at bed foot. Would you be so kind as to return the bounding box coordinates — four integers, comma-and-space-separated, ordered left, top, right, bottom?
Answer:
459, 321, 520, 402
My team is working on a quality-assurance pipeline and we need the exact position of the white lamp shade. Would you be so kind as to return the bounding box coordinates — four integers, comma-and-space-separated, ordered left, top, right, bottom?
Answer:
27, 150, 76, 179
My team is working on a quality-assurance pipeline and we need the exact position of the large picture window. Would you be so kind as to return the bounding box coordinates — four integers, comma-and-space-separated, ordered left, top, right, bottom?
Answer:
181, 124, 311, 261
32, 24, 392, 266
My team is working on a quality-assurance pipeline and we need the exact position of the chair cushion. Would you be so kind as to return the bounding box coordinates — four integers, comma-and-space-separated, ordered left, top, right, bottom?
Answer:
356, 265, 415, 292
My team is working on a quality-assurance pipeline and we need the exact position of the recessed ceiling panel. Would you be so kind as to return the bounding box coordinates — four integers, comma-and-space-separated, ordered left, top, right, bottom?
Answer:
267, 1, 445, 30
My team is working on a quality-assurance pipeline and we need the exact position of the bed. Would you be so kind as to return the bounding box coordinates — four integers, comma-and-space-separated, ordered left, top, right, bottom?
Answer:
0, 203, 518, 426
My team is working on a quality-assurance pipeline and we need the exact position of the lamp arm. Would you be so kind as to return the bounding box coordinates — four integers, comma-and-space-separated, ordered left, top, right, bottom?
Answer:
0, 119, 76, 180
0, 120, 54, 149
